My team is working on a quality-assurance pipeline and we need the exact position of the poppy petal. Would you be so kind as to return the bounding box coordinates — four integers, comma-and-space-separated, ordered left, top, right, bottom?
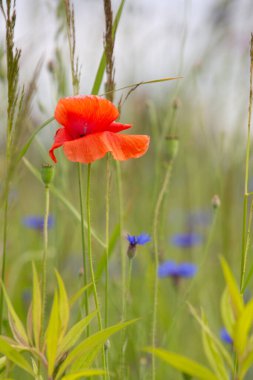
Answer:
55, 96, 119, 138
49, 128, 72, 163
63, 131, 150, 163
105, 122, 132, 133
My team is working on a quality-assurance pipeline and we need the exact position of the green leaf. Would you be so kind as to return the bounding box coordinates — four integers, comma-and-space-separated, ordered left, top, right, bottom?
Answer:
56, 319, 137, 379
46, 292, 60, 376
144, 347, 217, 380
69, 283, 92, 308
0, 337, 33, 376
234, 297, 253, 356
55, 270, 69, 340
221, 288, 235, 337
239, 347, 253, 378
189, 304, 233, 370
201, 312, 229, 380
0, 356, 6, 371
91, 0, 126, 95
61, 369, 106, 380
32, 263, 42, 349
220, 257, 243, 318
0, 281, 29, 346
57, 311, 97, 359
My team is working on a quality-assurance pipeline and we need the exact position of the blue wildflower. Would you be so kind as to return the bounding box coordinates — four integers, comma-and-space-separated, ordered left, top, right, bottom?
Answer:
170, 232, 203, 248
158, 260, 197, 279
22, 215, 55, 231
220, 328, 233, 345
126, 233, 151, 259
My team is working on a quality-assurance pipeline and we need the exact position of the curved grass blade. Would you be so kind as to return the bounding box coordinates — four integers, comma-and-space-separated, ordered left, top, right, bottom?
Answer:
22, 157, 105, 248
144, 347, 218, 380
16, 116, 54, 164
0, 281, 29, 346
220, 257, 244, 318
55, 319, 138, 379
0, 337, 34, 376
62, 370, 106, 380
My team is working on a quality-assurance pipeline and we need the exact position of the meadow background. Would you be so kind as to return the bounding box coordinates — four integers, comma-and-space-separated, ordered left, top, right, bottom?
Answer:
1, 0, 253, 379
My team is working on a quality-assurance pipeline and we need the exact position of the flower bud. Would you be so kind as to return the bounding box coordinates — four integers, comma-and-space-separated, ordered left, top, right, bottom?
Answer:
41, 164, 55, 186
212, 194, 221, 209
172, 98, 182, 109
127, 244, 137, 260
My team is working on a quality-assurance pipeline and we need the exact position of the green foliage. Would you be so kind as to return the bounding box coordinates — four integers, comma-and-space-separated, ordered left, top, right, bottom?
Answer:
146, 257, 253, 380
0, 266, 135, 378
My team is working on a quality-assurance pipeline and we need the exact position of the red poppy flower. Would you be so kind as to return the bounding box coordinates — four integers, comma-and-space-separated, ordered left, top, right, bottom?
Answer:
49, 95, 150, 164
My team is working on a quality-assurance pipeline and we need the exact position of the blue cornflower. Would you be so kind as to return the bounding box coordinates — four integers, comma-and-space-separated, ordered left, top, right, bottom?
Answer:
170, 232, 203, 248
220, 328, 233, 345
126, 233, 151, 259
22, 215, 55, 231
158, 260, 197, 279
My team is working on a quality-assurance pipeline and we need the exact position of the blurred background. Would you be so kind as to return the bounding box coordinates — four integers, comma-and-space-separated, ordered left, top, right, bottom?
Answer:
0, 0, 252, 130
1, 1, 253, 378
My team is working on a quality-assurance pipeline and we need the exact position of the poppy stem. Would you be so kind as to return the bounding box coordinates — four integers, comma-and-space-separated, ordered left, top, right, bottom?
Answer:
152, 160, 174, 380
105, 154, 111, 329
77, 163, 89, 324
86, 163, 107, 377
41, 184, 50, 337
116, 162, 127, 378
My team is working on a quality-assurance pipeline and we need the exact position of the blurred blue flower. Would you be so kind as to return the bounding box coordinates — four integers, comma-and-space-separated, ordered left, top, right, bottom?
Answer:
220, 328, 233, 344
22, 215, 55, 231
127, 233, 151, 246
126, 233, 151, 259
158, 260, 197, 278
170, 233, 203, 248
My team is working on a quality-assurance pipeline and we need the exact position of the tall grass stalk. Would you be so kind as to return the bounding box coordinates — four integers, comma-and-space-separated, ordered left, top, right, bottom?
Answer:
0, 0, 21, 333
103, 1, 115, 376
240, 35, 253, 292
152, 158, 175, 380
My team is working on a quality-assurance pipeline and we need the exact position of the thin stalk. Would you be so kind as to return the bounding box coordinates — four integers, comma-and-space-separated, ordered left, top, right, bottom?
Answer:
241, 197, 253, 292
121, 258, 133, 378
116, 162, 126, 322
105, 154, 111, 328
152, 161, 174, 380
41, 185, 50, 334
0, 180, 10, 334
77, 163, 89, 323
240, 35, 253, 292
117, 162, 127, 380
127, 259, 133, 308
86, 163, 107, 377
104, 154, 111, 380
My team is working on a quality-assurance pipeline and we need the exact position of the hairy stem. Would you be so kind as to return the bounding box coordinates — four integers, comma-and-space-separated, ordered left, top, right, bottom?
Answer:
78, 163, 89, 323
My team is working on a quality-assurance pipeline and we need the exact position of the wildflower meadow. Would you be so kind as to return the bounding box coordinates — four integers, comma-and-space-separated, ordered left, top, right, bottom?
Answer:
1, 1, 253, 379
